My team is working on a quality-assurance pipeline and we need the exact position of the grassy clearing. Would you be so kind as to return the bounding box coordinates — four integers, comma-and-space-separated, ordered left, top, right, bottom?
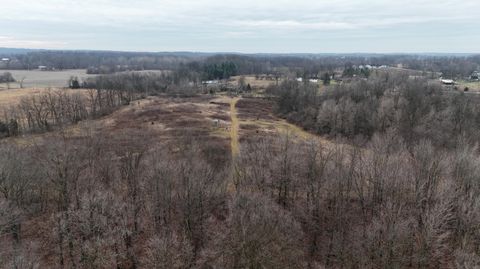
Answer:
0, 88, 91, 108
5, 95, 233, 163
235, 98, 334, 148
457, 80, 480, 91
230, 75, 277, 88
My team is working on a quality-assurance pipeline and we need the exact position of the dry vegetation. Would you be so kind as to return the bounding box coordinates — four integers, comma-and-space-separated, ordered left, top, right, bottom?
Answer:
235, 97, 333, 147
1, 85, 479, 268
0, 88, 90, 107
0, 86, 340, 268
1, 52, 480, 268
230, 75, 277, 89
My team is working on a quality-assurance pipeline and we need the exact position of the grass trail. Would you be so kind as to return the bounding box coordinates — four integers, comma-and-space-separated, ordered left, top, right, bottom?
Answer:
228, 97, 240, 193
230, 97, 240, 158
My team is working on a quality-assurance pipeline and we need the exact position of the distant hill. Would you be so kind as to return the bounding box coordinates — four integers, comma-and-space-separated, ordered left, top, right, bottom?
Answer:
0, 47, 478, 58
0, 47, 42, 55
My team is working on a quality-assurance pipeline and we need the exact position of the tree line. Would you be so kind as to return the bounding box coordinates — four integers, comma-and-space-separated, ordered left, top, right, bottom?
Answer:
0, 85, 144, 137
3, 50, 478, 78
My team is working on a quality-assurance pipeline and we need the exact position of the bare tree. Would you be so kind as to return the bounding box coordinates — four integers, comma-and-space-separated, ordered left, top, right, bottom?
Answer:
217, 193, 304, 269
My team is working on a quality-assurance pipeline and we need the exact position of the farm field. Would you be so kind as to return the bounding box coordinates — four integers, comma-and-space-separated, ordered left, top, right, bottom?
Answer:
230, 75, 277, 88
457, 80, 480, 91
0, 69, 96, 89
0, 87, 91, 107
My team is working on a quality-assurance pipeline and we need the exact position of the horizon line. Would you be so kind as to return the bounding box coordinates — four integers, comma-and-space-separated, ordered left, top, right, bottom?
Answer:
1, 47, 479, 56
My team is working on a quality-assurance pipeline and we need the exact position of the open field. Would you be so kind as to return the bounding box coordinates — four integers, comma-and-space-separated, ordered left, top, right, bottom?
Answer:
0, 69, 96, 89
0, 87, 91, 108
0, 87, 329, 160
234, 97, 332, 146
3, 93, 235, 165
230, 75, 277, 89
457, 80, 480, 91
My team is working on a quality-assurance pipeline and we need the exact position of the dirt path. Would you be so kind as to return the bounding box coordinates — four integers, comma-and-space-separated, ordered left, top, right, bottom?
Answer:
230, 97, 240, 159
277, 119, 333, 145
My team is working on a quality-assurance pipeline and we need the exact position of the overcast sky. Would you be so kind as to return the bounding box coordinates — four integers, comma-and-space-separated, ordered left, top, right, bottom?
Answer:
1, 0, 479, 53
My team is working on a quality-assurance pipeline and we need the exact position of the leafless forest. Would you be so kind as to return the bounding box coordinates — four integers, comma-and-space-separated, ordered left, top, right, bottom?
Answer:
0, 52, 479, 268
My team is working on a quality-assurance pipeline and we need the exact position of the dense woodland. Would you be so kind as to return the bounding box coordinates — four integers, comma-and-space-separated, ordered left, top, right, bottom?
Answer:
0, 53, 479, 268
274, 72, 480, 148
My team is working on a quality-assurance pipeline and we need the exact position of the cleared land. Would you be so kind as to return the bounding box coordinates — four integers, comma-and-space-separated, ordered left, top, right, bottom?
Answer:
0, 86, 330, 164
2, 93, 233, 166
235, 97, 332, 145
0, 87, 91, 108
230, 97, 240, 158
0, 69, 96, 89
230, 75, 277, 89
457, 80, 480, 91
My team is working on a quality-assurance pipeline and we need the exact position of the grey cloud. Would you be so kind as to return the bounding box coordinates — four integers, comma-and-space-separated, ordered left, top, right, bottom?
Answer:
0, 0, 479, 52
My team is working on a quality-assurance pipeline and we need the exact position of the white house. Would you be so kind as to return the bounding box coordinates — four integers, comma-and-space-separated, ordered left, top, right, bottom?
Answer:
202, 80, 219, 85
441, 79, 455, 85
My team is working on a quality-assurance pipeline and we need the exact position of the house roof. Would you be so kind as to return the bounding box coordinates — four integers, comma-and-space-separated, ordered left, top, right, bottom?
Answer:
441, 79, 454, 84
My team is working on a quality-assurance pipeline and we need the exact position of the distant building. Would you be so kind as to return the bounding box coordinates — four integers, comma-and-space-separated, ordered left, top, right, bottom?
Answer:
441, 79, 455, 85
202, 80, 219, 85
296, 77, 303, 82
471, 72, 479, 80
1, 58, 10, 62
38, 66, 48, 71
309, 79, 319, 83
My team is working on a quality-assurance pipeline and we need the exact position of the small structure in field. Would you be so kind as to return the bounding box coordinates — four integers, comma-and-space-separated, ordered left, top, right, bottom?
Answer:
1, 58, 10, 62
441, 79, 455, 85
202, 80, 219, 85
471, 72, 479, 81
38, 65, 48, 71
